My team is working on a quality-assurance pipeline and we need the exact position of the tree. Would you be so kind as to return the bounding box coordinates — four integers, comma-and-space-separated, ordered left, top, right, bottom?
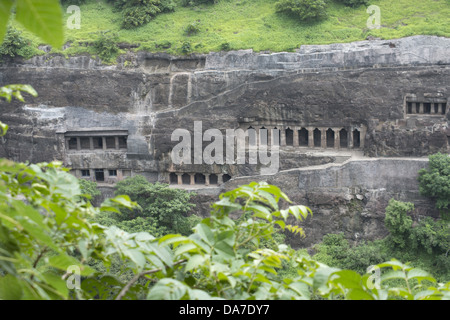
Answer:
113, 175, 196, 235
418, 153, 450, 212
384, 199, 414, 250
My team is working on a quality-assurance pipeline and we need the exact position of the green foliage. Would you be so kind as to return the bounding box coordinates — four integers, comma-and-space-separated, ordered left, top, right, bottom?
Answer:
0, 159, 448, 300
0, 0, 64, 48
107, 0, 175, 29
78, 179, 101, 203
0, 159, 138, 300
184, 21, 201, 36
181, 0, 216, 7
181, 41, 192, 54
275, 0, 328, 21
0, 84, 37, 103
92, 31, 119, 62
0, 27, 36, 60
418, 153, 450, 211
334, 0, 369, 7
313, 234, 388, 275
92, 212, 168, 237
384, 199, 414, 249
114, 175, 196, 235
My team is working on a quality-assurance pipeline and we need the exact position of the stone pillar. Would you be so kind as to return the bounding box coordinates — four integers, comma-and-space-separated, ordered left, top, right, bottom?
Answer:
307, 127, 314, 148
102, 137, 107, 150
176, 173, 182, 185
76, 137, 81, 150
348, 129, 354, 149
89, 137, 94, 150
217, 173, 224, 185
412, 103, 417, 114
104, 169, 110, 182
189, 173, 195, 185
204, 174, 210, 186
266, 126, 272, 146
360, 128, 366, 148
334, 128, 340, 150
115, 136, 120, 150
321, 128, 326, 149
419, 103, 424, 114
431, 103, 436, 114
251, 127, 258, 149
293, 127, 299, 147
280, 127, 286, 146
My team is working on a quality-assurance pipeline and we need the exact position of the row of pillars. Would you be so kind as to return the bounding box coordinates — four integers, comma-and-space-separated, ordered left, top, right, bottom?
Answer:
169, 172, 231, 186
406, 102, 447, 115
66, 136, 127, 151
73, 168, 130, 183
249, 126, 364, 149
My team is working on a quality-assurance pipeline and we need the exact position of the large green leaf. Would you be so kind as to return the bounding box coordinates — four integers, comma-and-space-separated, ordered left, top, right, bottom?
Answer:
0, 274, 23, 300
15, 0, 64, 48
0, 0, 13, 43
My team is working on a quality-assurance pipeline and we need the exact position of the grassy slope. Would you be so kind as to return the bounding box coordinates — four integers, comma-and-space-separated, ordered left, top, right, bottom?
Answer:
15, 0, 450, 57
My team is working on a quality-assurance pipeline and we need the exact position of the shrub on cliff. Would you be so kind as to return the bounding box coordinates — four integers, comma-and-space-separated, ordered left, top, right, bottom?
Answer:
92, 31, 119, 62
107, 0, 175, 29
418, 152, 450, 212
0, 27, 36, 60
275, 0, 328, 22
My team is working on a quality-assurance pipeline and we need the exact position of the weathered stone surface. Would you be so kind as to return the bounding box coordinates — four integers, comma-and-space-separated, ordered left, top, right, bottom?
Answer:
0, 36, 448, 248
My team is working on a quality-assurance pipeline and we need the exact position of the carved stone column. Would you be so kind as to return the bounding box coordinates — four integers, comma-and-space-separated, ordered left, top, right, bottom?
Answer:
307, 127, 314, 148
293, 127, 299, 147
280, 127, 286, 146
334, 128, 340, 150
321, 128, 326, 149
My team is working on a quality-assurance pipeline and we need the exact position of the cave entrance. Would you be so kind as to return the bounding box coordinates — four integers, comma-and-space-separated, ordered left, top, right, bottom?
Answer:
169, 173, 178, 184
68, 138, 77, 150
182, 173, 190, 185
313, 128, 321, 147
298, 128, 308, 147
326, 129, 334, 148
195, 173, 206, 185
285, 128, 293, 146
353, 130, 361, 148
95, 169, 104, 182
339, 129, 348, 148
209, 174, 218, 185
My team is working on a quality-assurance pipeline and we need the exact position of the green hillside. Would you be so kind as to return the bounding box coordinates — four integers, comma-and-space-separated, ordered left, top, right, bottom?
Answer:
12, 0, 450, 59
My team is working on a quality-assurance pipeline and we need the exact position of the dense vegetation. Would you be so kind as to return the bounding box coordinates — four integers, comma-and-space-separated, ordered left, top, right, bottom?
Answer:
0, 0, 448, 301
92, 175, 200, 236
1, 0, 447, 60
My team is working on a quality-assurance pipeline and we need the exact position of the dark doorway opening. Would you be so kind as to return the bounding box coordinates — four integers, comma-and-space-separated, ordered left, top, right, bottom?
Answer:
313, 129, 321, 147
95, 169, 104, 182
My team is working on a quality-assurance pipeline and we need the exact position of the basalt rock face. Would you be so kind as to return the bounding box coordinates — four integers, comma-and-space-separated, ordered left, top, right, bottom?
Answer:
0, 35, 449, 248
